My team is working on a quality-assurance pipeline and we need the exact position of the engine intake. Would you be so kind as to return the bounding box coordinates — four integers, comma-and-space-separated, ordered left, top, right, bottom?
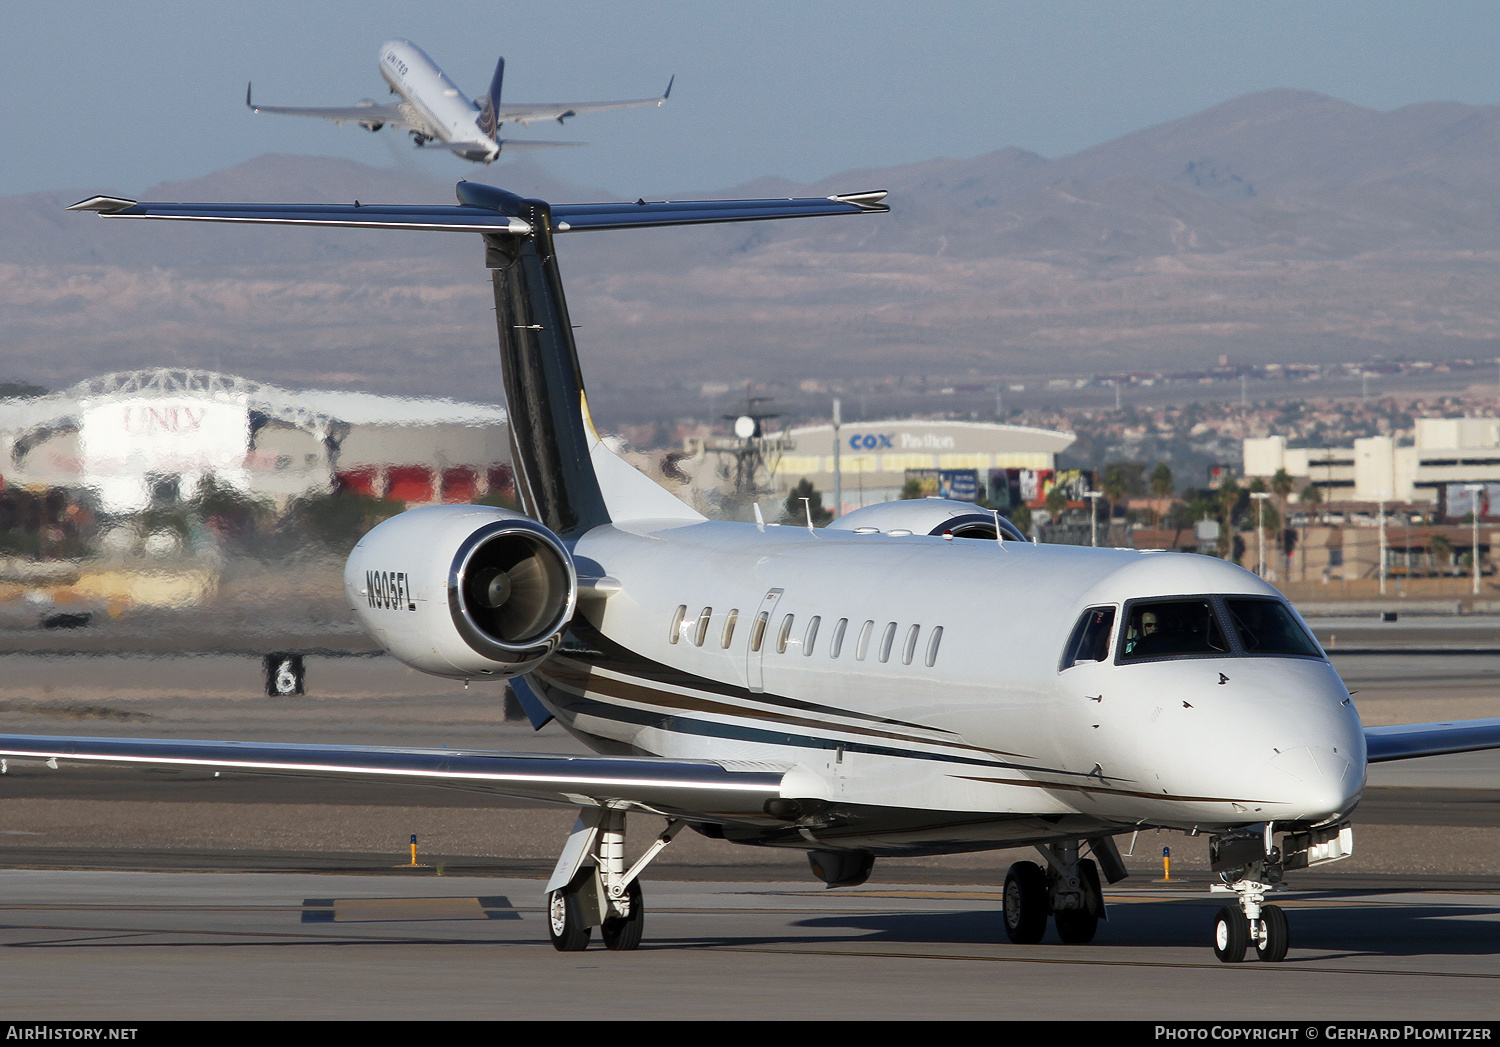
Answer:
451, 520, 575, 659
345, 505, 577, 680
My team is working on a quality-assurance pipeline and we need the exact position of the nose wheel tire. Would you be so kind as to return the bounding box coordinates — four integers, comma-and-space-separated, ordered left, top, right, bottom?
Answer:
601, 880, 644, 951
1003, 861, 1049, 944
1213, 905, 1249, 963
548, 887, 591, 952
1255, 903, 1289, 962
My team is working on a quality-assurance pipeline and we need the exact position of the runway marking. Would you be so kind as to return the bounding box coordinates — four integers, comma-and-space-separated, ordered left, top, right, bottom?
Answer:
301, 896, 520, 922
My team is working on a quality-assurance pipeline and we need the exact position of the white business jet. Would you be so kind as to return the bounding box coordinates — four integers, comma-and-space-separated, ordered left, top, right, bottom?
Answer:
247, 39, 672, 163
16, 183, 1500, 963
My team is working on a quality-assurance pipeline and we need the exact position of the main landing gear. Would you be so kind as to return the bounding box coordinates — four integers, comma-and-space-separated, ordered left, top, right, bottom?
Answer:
1207, 821, 1352, 963
545, 809, 682, 952
1003, 837, 1126, 945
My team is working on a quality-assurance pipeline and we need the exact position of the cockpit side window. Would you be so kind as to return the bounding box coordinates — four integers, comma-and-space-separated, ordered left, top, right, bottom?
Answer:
1119, 599, 1229, 662
1224, 598, 1322, 657
1060, 607, 1116, 671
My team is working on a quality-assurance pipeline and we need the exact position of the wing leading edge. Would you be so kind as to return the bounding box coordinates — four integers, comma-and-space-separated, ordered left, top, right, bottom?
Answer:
1365, 718, 1500, 763
0, 734, 787, 817
246, 84, 412, 129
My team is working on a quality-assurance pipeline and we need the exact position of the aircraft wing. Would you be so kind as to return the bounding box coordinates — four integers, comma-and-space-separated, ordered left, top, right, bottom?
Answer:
497, 77, 673, 125
67, 190, 888, 235
0, 734, 787, 818
1365, 718, 1500, 763
246, 84, 412, 128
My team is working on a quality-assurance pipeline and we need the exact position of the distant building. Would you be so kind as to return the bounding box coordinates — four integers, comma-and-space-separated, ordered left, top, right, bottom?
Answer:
0, 369, 511, 514
1245, 418, 1500, 518
680, 418, 1076, 515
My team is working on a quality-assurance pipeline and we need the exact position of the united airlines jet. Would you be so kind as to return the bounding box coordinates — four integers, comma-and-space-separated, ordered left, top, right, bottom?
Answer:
19, 181, 1500, 963
247, 39, 672, 163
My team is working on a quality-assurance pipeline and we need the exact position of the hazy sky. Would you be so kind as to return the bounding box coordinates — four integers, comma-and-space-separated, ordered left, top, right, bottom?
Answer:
7, 1, 1499, 198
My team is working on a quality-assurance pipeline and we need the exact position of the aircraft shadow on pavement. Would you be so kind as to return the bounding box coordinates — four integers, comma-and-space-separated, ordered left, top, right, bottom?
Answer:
785, 897, 1500, 957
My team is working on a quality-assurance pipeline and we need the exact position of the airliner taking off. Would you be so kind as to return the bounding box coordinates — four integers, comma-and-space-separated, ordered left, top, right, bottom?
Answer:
247, 39, 672, 163
22, 182, 1500, 963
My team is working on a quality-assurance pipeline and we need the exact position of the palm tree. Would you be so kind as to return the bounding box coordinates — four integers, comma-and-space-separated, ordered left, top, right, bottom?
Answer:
1299, 484, 1323, 581
1270, 468, 1295, 577
1149, 462, 1173, 527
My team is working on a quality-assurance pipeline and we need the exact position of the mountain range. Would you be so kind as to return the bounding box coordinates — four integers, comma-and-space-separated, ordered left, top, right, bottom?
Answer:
4, 88, 1500, 422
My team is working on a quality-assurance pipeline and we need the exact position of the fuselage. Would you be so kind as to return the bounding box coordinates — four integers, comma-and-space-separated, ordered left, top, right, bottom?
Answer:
377, 39, 497, 159
530, 520, 1365, 854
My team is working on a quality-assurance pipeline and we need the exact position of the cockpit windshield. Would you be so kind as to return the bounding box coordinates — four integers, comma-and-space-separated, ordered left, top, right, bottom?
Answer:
1119, 599, 1229, 661
1223, 598, 1323, 657
1060, 595, 1325, 670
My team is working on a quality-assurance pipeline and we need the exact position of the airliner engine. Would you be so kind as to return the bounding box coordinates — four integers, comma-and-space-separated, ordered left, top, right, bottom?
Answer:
344, 505, 577, 679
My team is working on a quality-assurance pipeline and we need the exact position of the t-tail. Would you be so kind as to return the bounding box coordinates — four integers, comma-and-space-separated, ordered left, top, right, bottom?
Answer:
66, 185, 890, 535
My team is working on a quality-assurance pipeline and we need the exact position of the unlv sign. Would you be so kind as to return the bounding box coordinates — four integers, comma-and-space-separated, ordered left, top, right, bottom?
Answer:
121, 405, 209, 436
78, 396, 252, 512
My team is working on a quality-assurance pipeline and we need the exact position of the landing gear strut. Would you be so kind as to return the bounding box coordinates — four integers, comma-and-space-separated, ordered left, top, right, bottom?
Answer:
1003, 836, 1121, 944
545, 809, 681, 952
1208, 821, 1351, 963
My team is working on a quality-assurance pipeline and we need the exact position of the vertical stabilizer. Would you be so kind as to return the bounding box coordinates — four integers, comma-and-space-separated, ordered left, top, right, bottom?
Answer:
463, 182, 610, 537
477, 56, 505, 138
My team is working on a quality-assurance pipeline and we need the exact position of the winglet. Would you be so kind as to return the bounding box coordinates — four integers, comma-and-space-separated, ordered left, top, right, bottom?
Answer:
246, 82, 256, 112
662, 75, 674, 102
67, 196, 138, 214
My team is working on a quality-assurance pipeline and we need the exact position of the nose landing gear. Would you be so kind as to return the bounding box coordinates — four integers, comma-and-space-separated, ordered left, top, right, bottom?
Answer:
1208, 821, 1350, 963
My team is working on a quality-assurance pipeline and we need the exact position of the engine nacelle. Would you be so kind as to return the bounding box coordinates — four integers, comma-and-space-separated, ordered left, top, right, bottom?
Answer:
825, 498, 1026, 541
344, 505, 578, 680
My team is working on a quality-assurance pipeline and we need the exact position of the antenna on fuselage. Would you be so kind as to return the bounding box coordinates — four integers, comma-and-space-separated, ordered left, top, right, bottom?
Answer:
991, 509, 1007, 551
753, 502, 765, 531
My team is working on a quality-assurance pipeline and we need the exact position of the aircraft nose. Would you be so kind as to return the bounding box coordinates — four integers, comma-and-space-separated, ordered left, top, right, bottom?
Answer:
1265, 742, 1363, 820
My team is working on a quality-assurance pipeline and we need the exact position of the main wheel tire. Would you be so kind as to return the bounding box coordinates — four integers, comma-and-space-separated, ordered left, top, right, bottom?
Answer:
1213, 905, 1249, 963
1255, 903, 1289, 962
547, 887, 591, 952
601, 880, 644, 952
1003, 861, 1049, 944
1054, 905, 1099, 944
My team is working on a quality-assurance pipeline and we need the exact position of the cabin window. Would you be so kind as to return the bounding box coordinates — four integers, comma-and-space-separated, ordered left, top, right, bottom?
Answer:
721, 609, 739, 649
925, 626, 944, 667
750, 610, 770, 652
803, 616, 821, 656
878, 622, 898, 663
1119, 599, 1228, 662
901, 624, 920, 665
830, 618, 848, 658
1224, 599, 1321, 657
776, 613, 795, 654
669, 604, 687, 645
855, 620, 875, 661
694, 607, 712, 647
1060, 607, 1117, 670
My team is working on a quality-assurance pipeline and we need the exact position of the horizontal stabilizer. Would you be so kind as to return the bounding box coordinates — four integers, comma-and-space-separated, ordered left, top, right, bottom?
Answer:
1365, 717, 1500, 762
0, 733, 787, 816
67, 196, 533, 234
67, 188, 888, 236
550, 191, 889, 231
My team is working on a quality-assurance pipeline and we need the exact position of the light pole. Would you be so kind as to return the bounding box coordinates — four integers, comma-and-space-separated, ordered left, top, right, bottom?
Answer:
1377, 500, 1387, 596
1250, 491, 1270, 576
1085, 490, 1103, 547
1466, 483, 1485, 596
831, 397, 842, 519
